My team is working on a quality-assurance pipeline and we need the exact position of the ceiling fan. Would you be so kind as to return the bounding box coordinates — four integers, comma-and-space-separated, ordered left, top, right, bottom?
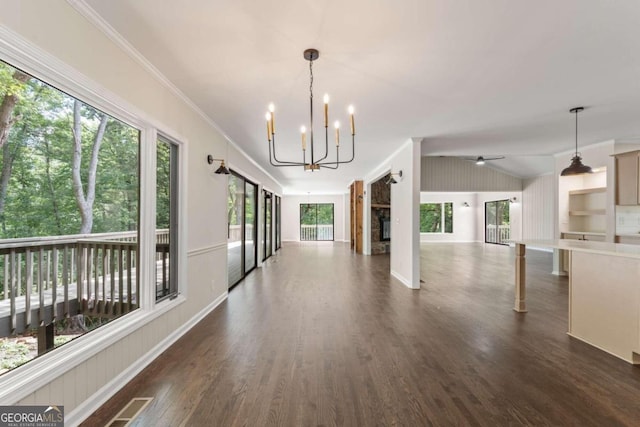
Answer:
460, 155, 505, 165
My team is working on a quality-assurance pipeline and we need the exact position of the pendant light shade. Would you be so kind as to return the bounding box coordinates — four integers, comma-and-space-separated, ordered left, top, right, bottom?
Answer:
560, 107, 593, 176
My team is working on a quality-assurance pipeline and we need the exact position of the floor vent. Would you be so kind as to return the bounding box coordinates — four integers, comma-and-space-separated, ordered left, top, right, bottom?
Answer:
106, 397, 154, 427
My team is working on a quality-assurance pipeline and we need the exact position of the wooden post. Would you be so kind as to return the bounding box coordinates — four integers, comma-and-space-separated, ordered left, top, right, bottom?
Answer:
514, 243, 527, 312
37, 322, 54, 355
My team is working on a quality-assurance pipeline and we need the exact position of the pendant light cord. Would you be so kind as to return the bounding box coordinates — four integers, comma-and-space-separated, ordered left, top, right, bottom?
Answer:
309, 55, 314, 163
575, 109, 579, 156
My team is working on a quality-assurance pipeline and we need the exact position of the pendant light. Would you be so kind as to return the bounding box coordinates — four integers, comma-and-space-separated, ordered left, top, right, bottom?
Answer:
560, 107, 593, 176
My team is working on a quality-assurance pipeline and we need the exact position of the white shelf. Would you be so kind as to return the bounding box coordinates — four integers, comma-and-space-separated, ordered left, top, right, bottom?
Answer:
569, 187, 606, 196
564, 231, 606, 236
569, 209, 606, 216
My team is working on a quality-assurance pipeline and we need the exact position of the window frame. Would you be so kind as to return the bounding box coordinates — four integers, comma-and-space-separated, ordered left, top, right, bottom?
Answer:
419, 202, 454, 234
155, 135, 180, 302
299, 203, 335, 241
0, 32, 188, 402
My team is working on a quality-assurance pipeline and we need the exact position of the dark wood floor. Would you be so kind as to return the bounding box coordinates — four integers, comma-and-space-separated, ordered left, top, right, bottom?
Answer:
82, 242, 640, 426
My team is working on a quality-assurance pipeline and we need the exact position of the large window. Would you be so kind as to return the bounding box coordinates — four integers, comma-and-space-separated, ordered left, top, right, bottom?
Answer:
0, 59, 140, 373
420, 203, 453, 233
300, 204, 334, 241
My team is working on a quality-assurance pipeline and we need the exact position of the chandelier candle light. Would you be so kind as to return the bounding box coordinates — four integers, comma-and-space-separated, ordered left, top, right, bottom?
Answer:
266, 48, 356, 171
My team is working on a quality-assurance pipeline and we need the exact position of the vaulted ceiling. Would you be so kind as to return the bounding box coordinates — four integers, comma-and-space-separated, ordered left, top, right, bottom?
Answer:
79, 0, 640, 192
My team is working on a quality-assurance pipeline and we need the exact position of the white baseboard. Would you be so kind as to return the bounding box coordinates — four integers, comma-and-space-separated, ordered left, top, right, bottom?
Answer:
65, 291, 228, 426
391, 269, 419, 289
552, 270, 569, 276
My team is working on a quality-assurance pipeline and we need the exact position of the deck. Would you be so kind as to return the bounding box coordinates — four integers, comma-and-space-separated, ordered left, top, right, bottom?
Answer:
0, 230, 169, 339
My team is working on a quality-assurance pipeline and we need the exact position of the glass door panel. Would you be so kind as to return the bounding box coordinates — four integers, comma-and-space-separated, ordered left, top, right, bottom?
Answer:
227, 174, 244, 287
263, 191, 273, 260
244, 181, 257, 274
275, 195, 281, 250
485, 200, 510, 245
300, 203, 334, 241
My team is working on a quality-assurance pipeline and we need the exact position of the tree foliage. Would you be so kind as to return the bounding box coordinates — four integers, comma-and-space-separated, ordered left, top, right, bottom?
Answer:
300, 203, 333, 225
420, 203, 453, 233
0, 60, 140, 239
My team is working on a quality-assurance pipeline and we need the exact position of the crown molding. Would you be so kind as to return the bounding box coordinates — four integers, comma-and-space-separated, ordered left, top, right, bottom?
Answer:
66, 0, 283, 190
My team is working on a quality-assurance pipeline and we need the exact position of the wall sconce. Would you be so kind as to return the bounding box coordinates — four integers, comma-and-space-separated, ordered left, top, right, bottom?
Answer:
385, 170, 402, 185
462, 202, 470, 207
509, 197, 518, 204
207, 155, 230, 174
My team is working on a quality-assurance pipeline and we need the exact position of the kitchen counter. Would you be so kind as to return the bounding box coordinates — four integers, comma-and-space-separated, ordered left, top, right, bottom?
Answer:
515, 239, 640, 259
511, 239, 640, 364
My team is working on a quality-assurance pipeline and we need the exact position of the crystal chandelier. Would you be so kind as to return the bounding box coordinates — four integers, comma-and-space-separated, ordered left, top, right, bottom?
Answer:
265, 49, 355, 171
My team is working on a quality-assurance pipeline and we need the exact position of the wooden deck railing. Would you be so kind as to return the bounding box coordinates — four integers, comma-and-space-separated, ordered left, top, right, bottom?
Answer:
300, 224, 334, 241
0, 230, 169, 340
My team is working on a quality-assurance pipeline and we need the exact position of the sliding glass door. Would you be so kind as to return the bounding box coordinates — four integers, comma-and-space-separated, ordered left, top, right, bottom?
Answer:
227, 171, 258, 288
244, 180, 257, 274
485, 200, 510, 245
300, 203, 334, 241
263, 190, 273, 260
275, 195, 281, 251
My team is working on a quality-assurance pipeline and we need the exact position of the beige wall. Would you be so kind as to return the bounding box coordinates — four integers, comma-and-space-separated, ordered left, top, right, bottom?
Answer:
0, 1, 281, 424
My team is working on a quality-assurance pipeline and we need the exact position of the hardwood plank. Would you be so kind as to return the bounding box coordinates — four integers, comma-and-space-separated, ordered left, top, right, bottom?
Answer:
82, 242, 640, 426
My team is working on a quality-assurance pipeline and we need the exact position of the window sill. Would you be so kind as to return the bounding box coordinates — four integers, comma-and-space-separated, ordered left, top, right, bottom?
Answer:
0, 295, 186, 404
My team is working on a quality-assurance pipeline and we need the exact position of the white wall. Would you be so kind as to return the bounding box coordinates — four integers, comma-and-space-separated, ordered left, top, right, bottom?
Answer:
0, 2, 283, 423
522, 174, 555, 240
420, 191, 523, 243
364, 139, 421, 289
281, 194, 347, 242
419, 193, 477, 242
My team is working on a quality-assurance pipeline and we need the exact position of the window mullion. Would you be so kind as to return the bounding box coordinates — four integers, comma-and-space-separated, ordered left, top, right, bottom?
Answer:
139, 127, 157, 310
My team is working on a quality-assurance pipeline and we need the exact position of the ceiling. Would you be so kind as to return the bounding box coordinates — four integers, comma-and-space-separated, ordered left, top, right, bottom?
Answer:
80, 0, 640, 193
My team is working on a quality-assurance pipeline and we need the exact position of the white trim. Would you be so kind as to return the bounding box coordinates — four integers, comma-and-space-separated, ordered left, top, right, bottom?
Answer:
553, 139, 615, 157
67, 0, 284, 191
139, 127, 157, 311
0, 295, 185, 405
566, 332, 635, 364
188, 241, 228, 257
65, 291, 228, 426
364, 139, 414, 184
527, 246, 554, 253
391, 269, 419, 289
